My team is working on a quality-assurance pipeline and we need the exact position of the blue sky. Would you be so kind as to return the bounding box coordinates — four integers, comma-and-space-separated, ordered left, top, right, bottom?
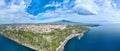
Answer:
0, 0, 120, 24
113, 0, 120, 9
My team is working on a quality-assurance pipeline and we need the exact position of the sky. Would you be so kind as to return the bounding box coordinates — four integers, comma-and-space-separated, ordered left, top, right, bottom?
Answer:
0, 0, 120, 24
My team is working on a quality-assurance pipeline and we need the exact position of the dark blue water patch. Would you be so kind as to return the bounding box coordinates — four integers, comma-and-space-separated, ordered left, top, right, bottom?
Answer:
64, 24, 120, 51
0, 35, 35, 51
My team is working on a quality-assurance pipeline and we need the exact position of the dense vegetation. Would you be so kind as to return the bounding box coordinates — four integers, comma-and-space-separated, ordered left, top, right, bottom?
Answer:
0, 25, 88, 51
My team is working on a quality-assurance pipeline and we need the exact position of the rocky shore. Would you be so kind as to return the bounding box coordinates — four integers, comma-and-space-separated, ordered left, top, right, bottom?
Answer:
56, 32, 84, 51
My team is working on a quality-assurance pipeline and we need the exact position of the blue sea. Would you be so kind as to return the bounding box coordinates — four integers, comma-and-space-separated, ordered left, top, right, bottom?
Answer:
64, 24, 120, 51
0, 35, 35, 51
0, 24, 120, 51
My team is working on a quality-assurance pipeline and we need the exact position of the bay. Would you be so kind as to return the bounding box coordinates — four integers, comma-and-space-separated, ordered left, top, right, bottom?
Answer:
64, 24, 120, 51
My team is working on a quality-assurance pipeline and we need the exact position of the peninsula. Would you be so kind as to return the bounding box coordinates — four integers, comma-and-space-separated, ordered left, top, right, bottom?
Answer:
0, 24, 88, 51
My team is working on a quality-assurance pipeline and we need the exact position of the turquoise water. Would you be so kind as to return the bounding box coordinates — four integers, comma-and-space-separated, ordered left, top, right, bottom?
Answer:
64, 24, 120, 51
0, 35, 35, 51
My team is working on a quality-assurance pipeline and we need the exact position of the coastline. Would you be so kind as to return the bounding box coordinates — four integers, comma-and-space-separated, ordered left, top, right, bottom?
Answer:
56, 32, 84, 51
1, 32, 85, 51
0, 34, 38, 51
0, 23, 89, 51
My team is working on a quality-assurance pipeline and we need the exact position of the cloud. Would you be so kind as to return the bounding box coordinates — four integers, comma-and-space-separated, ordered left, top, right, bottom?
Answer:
44, 1, 61, 8
67, 0, 120, 23
41, 0, 120, 23
0, 0, 41, 24
73, 0, 99, 15
0, 0, 120, 24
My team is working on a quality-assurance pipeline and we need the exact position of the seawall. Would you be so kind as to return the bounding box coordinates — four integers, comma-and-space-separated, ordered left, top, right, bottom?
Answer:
56, 33, 84, 51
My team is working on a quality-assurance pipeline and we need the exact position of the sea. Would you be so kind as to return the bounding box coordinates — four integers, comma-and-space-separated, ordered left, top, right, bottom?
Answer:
64, 24, 120, 51
0, 24, 120, 51
0, 35, 35, 51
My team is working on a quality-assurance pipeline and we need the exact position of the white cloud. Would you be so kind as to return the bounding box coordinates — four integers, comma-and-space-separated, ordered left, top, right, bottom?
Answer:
0, 0, 42, 24
31, 0, 120, 23
0, 0, 120, 24
44, 1, 61, 8
42, 0, 120, 23
68, 0, 120, 23
0, 0, 67, 24
73, 0, 100, 14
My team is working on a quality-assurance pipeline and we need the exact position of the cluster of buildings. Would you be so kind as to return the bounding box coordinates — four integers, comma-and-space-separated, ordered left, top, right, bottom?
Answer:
5, 24, 67, 33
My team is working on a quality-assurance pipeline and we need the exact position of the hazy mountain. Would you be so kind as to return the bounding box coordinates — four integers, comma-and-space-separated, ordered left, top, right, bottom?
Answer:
48, 20, 82, 25
50, 20, 100, 26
